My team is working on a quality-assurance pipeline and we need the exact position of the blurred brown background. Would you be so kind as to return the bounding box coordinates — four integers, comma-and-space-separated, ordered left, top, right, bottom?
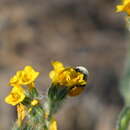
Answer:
0, 0, 127, 130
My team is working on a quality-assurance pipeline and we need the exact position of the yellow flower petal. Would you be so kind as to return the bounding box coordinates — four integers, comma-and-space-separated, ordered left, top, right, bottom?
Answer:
51, 61, 64, 70
49, 71, 56, 80
10, 71, 22, 86
49, 119, 57, 130
116, 5, 124, 12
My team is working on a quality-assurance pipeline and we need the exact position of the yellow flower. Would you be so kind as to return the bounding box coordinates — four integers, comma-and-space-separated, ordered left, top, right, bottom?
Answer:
49, 61, 86, 87
49, 61, 87, 96
5, 86, 25, 106
10, 66, 39, 86
31, 99, 39, 106
116, 0, 130, 15
49, 119, 57, 130
17, 103, 26, 127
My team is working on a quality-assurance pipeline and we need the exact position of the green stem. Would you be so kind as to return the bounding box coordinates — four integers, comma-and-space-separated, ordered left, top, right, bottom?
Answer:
117, 106, 130, 130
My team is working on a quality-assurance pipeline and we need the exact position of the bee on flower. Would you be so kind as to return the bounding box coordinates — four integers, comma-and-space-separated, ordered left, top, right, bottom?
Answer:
49, 61, 88, 96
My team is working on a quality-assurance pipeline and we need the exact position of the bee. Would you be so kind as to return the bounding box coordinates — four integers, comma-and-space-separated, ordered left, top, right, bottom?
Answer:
69, 66, 89, 96
75, 66, 89, 81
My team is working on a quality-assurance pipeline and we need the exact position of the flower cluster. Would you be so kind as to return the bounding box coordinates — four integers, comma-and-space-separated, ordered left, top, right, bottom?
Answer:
5, 66, 39, 106
5, 61, 88, 130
